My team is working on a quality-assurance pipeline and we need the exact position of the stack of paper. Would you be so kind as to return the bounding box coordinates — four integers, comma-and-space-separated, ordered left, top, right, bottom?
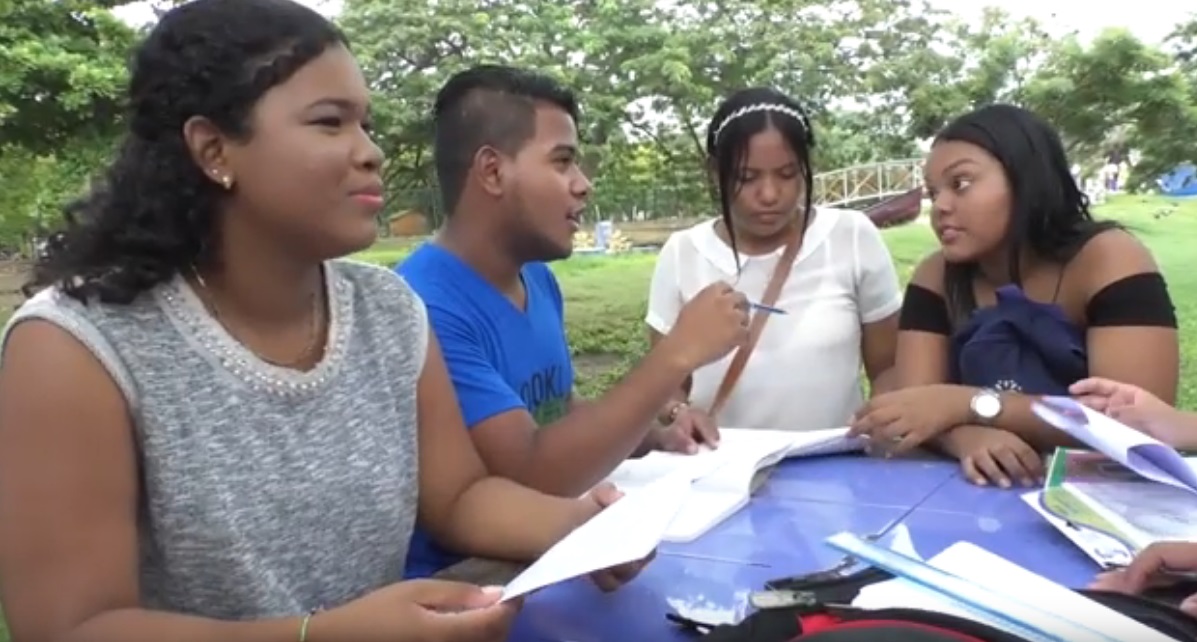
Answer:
605, 427, 863, 542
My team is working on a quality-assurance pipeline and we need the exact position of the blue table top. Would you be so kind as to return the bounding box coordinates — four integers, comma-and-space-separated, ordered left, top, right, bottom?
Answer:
510, 453, 1107, 641
756, 454, 957, 509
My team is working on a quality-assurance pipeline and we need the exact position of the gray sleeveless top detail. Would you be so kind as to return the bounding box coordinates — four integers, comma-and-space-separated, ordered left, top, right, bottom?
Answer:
0, 259, 424, 620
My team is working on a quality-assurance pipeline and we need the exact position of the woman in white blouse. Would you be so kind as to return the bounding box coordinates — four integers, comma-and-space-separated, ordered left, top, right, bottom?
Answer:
643, 87, 902, 447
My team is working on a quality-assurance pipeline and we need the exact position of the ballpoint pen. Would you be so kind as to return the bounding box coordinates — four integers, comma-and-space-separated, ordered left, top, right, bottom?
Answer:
750, 302, 787, 315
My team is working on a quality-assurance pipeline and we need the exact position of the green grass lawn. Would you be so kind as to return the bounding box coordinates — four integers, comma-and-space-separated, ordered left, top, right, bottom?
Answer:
0, 194, 1192, 637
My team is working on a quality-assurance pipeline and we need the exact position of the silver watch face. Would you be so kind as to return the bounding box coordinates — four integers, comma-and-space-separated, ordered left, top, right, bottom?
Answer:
973, 393, 1001, 419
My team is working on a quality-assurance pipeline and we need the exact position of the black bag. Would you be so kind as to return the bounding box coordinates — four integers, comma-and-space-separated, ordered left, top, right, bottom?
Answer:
666, 567, 1197, 641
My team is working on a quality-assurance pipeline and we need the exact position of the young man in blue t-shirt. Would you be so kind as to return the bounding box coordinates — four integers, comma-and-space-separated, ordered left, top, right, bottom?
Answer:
398, 65, 750, 577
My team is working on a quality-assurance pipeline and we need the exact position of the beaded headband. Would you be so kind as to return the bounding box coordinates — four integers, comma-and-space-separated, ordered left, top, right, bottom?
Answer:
713, 102, 811, 143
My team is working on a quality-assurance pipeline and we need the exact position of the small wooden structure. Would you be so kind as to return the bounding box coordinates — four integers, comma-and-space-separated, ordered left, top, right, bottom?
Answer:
388, 210, 430, 237
863, 187, 922, 228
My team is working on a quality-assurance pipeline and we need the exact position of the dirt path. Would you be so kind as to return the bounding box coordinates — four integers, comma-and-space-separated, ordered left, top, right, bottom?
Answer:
0, 261, 31, 313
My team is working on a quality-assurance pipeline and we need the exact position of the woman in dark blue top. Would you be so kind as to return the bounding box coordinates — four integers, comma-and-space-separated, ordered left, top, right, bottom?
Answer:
849, 104, 1178, 488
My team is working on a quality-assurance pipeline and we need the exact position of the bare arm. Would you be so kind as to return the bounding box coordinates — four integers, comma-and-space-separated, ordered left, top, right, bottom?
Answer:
893, 252, 956, 391
860, 313, 898, 396
890, 259, 975, 452
444, 270, 743, 497
566, 389, 590, 413
936, 386, 1075, 449
852, 215, 903, 397
630, 330, 695, 455
417, 331, 597, 560
470, 337, 693, 498
649, 329, 692, 406
1079, 232, 1179, 407
566, 390, 663, 458
0, 321, 302, 642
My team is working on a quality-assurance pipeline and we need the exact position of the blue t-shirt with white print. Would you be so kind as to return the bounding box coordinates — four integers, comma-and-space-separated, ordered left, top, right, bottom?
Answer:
397, 243, 573, 577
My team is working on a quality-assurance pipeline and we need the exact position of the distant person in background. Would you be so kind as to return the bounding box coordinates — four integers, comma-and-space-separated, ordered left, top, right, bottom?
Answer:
644, 87, 902, 442
398, 65, 751, 578
0, 3, 647, 640
851, 104, 1178, 488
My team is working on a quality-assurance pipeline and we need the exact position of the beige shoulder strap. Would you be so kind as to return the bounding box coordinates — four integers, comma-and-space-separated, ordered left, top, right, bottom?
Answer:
707, 229, 803, 420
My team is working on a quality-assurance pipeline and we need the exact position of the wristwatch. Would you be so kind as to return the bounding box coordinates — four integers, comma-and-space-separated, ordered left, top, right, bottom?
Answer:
659, 400, 688, 426
969, 389, 1003, 425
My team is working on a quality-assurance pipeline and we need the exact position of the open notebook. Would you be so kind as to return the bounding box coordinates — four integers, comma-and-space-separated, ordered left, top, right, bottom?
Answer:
1032, 396, 1197, 493
833, 533, 1181, 642
605, 427, 863, 542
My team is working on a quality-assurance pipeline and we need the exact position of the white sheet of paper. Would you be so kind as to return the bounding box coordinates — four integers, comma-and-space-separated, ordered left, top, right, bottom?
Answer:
1033, 396, 1197, 492
500, 473, 692, 602
1019, 490, 1135, 568
604, 445, 736, 491
783, 427, 864, 458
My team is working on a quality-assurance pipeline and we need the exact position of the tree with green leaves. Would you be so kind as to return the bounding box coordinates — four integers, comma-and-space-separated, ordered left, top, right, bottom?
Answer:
1024, 28, 1197, 190
338, 0, 951, 222
0, 0, 138, 249
0, 0, 136, 152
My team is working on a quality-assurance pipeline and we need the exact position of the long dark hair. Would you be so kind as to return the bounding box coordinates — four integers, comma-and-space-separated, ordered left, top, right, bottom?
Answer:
30, 0, 346, 305
935, 104, 1119, 323
705, 87, 816, 269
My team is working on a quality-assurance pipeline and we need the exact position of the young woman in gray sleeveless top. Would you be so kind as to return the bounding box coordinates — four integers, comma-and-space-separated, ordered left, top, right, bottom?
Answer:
0, 1, 648, 640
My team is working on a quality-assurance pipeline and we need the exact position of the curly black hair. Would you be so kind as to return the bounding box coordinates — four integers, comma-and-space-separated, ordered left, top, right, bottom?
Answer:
706, 87, 816, 271
935, 104, 1119, 323
31, 0, 346, 305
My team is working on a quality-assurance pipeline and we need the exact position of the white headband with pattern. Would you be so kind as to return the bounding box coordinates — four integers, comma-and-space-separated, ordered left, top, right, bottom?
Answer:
714, 102, 808, 142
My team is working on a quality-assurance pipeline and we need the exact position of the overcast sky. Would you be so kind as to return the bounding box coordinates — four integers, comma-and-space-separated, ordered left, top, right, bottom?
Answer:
926, 0, 1189, 45
114, 1, 1191, 46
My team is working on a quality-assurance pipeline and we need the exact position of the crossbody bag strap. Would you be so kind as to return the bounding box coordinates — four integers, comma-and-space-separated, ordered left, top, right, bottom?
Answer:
707, 229, 804, 420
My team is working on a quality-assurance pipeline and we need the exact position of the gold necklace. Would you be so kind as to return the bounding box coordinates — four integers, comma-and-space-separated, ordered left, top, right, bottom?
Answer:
190, 266, 325, 368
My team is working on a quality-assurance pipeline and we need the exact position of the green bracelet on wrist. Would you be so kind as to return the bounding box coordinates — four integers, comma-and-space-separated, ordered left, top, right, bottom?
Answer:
299, 607, 322, 642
